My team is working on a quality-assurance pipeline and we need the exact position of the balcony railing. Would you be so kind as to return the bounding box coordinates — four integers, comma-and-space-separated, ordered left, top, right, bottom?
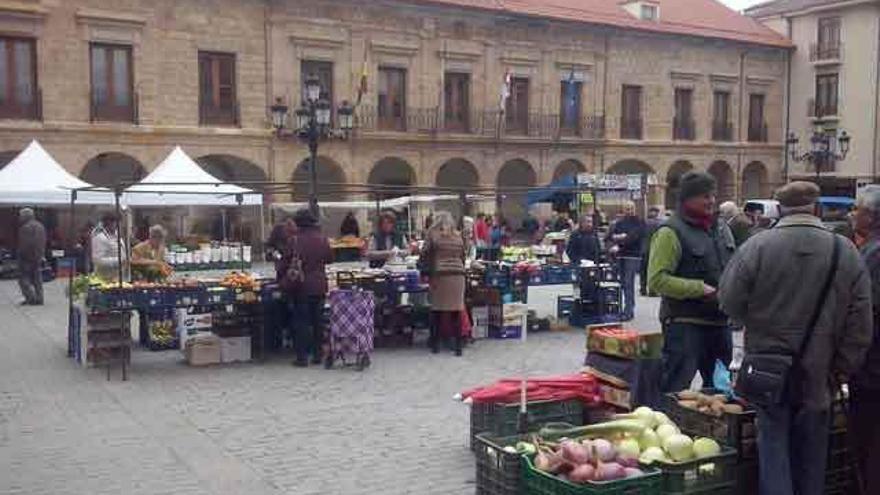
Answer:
809, 42, 842, 62
712, 121, 733, 142
353, 106, 604, 139
200, 99, 240, 127
0, 87, 41, 121
673, 117, 695, 141
807, 98, 838, 119
620, 117, 643, 140
747, 122, 768, 143
91, 91, 139, 124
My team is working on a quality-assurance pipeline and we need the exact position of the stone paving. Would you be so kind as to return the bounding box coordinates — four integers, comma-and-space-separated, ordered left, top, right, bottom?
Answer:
0, 279, 663, 495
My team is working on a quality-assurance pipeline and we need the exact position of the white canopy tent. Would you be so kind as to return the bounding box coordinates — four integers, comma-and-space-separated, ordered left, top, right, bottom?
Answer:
0, 140, 112, 205
123, 146, 262, 206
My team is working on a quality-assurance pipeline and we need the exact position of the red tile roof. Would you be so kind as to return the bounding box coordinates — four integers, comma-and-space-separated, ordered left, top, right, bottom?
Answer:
411, 0, 792, 48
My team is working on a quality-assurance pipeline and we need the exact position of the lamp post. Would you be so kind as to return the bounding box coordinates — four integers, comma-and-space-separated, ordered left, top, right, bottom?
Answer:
786, 127, 850, 188
270, 74, 354, 216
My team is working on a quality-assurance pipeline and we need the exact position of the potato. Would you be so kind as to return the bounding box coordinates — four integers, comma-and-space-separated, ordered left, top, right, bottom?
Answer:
678, 390, 699, 401
710, 401, 726, 417
696, 393, 712, 406
711, 394, 728, 404
678, 400, 699, 410
722, 404, 744, 414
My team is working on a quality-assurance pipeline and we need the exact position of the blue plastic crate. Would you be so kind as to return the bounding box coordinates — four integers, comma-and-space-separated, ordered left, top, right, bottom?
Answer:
557, 295, 575, 319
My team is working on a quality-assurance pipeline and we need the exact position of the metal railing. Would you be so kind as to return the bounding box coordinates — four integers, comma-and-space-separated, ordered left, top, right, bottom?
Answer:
90, 91, 139, 124
711, 121, 733, 142
353, 105, 605, 139
673, 117, 695, 141
620, 117, 643, 140
809, 42, 842, 62
747, 122, 768, 143
0, 87, 41, 121
807, 97, 838, 119
200, 99, 240, 127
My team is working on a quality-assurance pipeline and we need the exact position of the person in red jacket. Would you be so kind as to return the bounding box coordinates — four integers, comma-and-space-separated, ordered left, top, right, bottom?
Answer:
279, 209, 333, 367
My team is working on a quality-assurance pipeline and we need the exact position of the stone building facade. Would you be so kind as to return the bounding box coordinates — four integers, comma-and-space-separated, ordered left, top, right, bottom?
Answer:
0, 0, 789, 228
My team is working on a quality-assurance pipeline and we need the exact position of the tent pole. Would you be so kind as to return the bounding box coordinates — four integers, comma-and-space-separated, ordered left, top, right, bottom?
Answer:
114, 190, 123, 286
236, 194, 245, 272
67, 190, 76, 357
259, 202, 266, 264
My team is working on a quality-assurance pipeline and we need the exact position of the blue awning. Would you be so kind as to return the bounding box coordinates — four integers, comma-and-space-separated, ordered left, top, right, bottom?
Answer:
527, 175, 578, 205
818, 196, 854, 206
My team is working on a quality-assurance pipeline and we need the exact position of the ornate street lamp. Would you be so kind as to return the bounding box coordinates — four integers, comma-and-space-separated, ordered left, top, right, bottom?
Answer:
787, 127, 850, 186
269, 76, 354, 215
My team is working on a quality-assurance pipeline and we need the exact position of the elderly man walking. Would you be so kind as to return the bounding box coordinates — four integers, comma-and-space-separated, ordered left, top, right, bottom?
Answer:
849, 184, 880, 493
17, 208, 46, 306
648, 171, 735, 392
719, 181, 872, 495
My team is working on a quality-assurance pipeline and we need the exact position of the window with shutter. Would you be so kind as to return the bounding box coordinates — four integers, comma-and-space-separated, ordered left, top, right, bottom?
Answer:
0, 37, 37, 120
621, 85, 642, 139
815, 73, 838, 117
506, 77, 529, 134
378, 67, 406, 130
712, 91, 731, 141
199, 52, 237, 126
674, 88, 694, 140
90, 43, 134, 122
444, 72, 470, 132
748, 94, 766, 142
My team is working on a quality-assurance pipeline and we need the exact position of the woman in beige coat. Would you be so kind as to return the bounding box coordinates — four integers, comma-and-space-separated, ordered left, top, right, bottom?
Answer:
422, 211, 466, 356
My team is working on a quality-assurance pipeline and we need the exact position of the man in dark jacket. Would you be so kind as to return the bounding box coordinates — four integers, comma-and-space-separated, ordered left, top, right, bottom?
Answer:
279, 209, 333, 367
17, 208, 46, 305
648, 172, 734, 392
566, 214, 601, 266
849, 184, 880, 493
608, 202, 644, 320
719, 181, 872, 495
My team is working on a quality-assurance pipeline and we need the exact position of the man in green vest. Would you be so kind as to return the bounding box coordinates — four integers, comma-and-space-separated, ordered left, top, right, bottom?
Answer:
648, 171, 735, 392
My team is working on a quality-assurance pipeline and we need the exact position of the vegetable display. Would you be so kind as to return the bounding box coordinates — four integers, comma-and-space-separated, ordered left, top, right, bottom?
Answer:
511, 406, 724, 486
676, 390, 744, 417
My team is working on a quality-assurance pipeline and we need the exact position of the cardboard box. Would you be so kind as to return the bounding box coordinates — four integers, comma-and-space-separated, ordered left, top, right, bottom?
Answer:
597, 382, 632, 410
586, 324, 663, 359
185, 334, 221, 366
177, 309, 213, 349
220, 336, 251, 363
471, 305, 502, 340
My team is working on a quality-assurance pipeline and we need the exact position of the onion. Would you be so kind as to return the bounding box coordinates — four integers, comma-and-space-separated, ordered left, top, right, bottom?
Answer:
535, 451, 553, 472
639, 446, 668, 464
639, 428, 661, 451
561, 439, 591, 464
634, 406, 657, 427
617, 438, 641, 461
618, 456, 640, 468
592, 438, 616, 462
656, 423, 679, 441
653, 411, 674, 427
624, 467, 645, 478
595, 462, 626, 481
568, 463, 596, 484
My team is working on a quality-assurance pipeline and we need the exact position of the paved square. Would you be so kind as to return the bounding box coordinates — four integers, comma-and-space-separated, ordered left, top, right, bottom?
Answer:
0, 279, 662, 495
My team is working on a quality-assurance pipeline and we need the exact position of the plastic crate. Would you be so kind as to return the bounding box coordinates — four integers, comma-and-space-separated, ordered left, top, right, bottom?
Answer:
523, 454, 663, 495
470, 399, 584, 451
558, 296, 575, 319
734, 462, 758, 495
645, 447, 737, 494
661, 391, 756, 461
474, 433, 527, 495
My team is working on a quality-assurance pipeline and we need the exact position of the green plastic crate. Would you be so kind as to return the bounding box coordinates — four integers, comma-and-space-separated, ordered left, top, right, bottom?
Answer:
643, 447, 737, 494
470, 399, 584, 450
523, 454, 663, 495
474, 433, 529, 495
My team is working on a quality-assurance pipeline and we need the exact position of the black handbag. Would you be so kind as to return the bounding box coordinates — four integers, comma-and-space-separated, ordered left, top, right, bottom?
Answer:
735, 234, 840, 408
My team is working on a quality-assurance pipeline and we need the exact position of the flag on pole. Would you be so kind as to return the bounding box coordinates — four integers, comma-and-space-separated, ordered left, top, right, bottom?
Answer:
356, 45, 368, 107
499, 69, 512, 112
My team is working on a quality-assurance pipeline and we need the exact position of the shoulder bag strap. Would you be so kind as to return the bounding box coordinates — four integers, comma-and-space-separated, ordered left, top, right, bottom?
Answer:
796, 234, 841, 360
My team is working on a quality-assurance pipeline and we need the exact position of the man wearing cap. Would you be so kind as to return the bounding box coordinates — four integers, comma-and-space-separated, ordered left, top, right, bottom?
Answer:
719, 181, 872, 495
648, 171, 735, 393
17, 208, 46, 305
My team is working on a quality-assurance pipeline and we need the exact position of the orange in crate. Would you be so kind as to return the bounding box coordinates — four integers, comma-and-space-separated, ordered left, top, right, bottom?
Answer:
585, 323, 663, 359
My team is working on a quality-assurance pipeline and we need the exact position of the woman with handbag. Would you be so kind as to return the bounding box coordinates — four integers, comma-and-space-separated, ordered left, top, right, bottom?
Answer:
279, 209, 333, 367
421, 211, 466, 356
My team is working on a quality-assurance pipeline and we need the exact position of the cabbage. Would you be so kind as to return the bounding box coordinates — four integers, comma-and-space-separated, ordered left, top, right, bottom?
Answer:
617, 438, 641, 460
653, 411, 675, 427
639, 428, 661, 451
663, 434, 695, 462
693, 437, 721, 458
634, 406, 657, 428
638, 446, 667, 464
655, 423, 679, 441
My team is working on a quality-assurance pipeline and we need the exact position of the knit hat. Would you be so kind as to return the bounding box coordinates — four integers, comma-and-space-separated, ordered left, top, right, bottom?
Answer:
775, 181, 820, 208
678, 171, 717, 202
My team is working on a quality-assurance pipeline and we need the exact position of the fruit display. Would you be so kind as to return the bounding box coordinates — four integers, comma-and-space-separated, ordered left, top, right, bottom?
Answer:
220, 271, 257, 289
587, 325, 663, 359
330, 236, 365, 249
147, 314, 177, 349
675, 390, 745, 417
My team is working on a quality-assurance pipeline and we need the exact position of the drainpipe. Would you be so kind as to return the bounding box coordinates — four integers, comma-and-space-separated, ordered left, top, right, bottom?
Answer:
873, 14, 880, 183
264, 1, 275, 191
737, 49, 747, 203
783, 17, 793, 184
600, 31, 609, 173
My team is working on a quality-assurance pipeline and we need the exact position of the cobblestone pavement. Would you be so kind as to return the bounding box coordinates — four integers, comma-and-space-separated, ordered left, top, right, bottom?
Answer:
0, 279, 662, 495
